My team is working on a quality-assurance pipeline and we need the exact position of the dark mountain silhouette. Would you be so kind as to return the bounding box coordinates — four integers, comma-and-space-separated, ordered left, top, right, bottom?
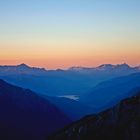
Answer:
0, 79, 71, 140
80, 72, 140, 111
0, 63, 139, 96
48, 91, 140, 140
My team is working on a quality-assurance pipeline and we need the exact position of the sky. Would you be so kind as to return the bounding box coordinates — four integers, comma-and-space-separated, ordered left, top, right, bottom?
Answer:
0, 0, 140, 69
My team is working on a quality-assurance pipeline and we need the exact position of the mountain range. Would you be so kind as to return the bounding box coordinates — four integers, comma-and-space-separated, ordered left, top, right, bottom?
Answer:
69, 63, 139, 74
0, 63, 139, 96
0, 63, 140, 140
0, 63, 47, 75
1, 63, 139, 75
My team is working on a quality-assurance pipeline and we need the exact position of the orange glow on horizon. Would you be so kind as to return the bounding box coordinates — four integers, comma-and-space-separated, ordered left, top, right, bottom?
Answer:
0, 37, 139, 69
0, 55, 139, 70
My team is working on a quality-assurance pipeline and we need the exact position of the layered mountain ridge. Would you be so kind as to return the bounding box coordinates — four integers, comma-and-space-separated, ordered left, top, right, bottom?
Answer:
0, 63, 139, 96
80, 72, 140, 111
0, 79, 71, 140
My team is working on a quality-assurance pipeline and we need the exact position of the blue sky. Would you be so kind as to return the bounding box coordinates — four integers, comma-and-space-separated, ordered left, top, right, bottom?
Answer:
0, 0, 140, 68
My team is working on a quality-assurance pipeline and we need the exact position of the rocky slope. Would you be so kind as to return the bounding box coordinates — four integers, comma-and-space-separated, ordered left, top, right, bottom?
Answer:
48, 91, 140, 140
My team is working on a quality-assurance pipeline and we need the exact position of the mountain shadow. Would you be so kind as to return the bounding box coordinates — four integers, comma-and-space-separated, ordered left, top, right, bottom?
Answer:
0, 79, 71, 140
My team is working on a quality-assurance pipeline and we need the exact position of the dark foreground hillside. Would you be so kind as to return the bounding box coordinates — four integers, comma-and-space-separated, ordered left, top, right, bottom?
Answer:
0, 79, 71, 140
48, 91, 140, 140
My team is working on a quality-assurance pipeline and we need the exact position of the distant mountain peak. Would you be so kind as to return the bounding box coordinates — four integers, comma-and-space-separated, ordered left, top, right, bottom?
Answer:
96, 63, 131, 70
97, 64, 115, 69
0, 63, 47, 75
116, 63, 130, 68
68, 63, 139, 73
17, 63, 30, 68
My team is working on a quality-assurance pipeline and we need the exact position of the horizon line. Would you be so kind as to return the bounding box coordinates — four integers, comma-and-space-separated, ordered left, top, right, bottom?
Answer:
0, 62, 139, 70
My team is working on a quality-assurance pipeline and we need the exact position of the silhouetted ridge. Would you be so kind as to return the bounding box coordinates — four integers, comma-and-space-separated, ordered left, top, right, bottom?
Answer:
48, 91, 140, 140
0, 79, 71, 140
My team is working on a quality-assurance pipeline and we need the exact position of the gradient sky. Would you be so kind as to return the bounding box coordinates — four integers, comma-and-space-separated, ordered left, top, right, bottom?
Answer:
0, 0, 140, 69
